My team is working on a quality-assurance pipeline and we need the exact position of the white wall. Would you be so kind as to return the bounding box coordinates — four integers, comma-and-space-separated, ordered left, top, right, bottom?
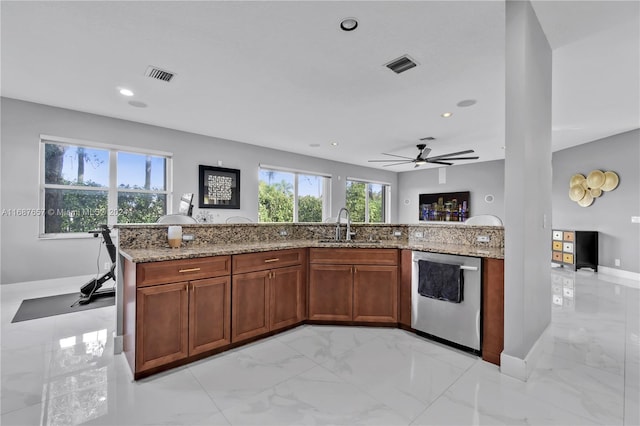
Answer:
502, 0, 552, 378
0, 97, 398, 284
397, 159, 505, 224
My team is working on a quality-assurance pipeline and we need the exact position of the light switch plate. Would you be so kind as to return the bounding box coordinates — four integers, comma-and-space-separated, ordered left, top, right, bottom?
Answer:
414, 231, 424, 238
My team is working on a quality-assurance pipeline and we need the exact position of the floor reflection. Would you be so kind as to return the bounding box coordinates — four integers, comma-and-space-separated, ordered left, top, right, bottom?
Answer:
551, 268, 575, 309
42, 329, 109, 425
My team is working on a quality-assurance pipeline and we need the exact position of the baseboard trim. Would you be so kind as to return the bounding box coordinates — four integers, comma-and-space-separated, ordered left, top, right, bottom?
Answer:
113, 333, 123, 354
598, 265, 640, 283
500, 324, 548, 381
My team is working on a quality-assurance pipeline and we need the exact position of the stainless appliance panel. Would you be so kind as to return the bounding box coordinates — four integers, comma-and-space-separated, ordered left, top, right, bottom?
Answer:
411, 251, 481, 351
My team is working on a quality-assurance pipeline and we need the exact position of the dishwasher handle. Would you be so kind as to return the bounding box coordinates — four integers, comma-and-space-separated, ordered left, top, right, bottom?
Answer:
412, 259, 478, 271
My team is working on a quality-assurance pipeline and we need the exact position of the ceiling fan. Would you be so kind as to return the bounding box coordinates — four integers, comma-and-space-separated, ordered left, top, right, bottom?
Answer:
368, 140, 479, 168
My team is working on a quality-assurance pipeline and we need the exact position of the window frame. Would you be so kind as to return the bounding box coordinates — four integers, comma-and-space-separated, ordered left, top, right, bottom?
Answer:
345, 177, 391, 224
39, 135, 173, 238
258, 164, 331, 223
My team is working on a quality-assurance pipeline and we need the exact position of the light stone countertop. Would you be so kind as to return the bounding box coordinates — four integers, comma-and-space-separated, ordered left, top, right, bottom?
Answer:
119, 239, 504, 263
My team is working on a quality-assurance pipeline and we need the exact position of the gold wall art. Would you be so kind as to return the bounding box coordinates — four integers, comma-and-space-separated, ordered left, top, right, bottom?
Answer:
569, 170, 619, 207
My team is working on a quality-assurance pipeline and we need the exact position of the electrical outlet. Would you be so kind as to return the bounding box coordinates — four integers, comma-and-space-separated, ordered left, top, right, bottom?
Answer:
279, 230, 288, 236
393, 230, 402, 237
632, 216, 640, 223
477, 235, 490, 242
182, 234, 194, 241
615, 259, 621, 267
414, 231, 424, 238
104, 262, 110, 270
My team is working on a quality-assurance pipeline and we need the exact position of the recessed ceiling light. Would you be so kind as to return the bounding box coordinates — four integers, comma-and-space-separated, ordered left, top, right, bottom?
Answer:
457, 99, 477, 108
330, 142, 339, 146
441, 112, 453, 118
340, 18, 358, 32
128, 100, 147, 108
119, 88, 134, 97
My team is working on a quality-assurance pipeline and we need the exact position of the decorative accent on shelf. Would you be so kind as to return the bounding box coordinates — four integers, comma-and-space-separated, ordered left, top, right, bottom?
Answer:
199, 165, 240, 209
568, 170, 618, 207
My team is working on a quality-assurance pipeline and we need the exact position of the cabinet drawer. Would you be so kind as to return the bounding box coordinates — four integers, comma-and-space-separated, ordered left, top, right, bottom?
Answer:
232, 249, 305, 274
552, 251, 563, 262
563, 242, 574, 253
309, 248, 398, 265
552, 231, 563, 241
552, 241, 563, 251
563, 232, 574, 242
137, 256, 231, 287
563, 253, 574, 264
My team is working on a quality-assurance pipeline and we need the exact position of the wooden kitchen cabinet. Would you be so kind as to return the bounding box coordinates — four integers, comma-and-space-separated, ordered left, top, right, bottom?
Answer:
308, 248, 398, 324
308, 264, 353, 321
231, 270, 270, 342
231, 249, 306, 343
353, 265, 398, 322
482, 257, 504, 366
189, 277, 231, 356
399, 250, 412, 328
270, 265, 305, 331
136, 281, 189, 372
124, 256, 231, 377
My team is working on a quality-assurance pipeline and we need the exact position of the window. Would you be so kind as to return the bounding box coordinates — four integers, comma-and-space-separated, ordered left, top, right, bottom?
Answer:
345, 179, 389, 223
258, 166, 330, 223
40, 136, 171, 236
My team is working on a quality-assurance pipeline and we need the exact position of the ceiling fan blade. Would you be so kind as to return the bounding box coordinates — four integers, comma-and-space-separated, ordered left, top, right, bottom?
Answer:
427, 150, 475, 161
382, 161, 414, 167
433, 156, 479, 161
428, 161, 454, 166
379, 153, 416, 160
368, 159, 413, 162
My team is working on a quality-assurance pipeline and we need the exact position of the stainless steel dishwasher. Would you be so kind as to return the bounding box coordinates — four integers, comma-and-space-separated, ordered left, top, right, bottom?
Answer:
411, 251, 482, 352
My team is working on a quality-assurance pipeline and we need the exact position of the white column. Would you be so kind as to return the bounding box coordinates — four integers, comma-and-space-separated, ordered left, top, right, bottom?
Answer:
502, 0, 553, 380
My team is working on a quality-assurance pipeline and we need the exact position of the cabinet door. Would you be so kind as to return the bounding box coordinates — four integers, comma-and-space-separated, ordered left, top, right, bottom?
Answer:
232, 270, 270, 342
308, 264, 353, 321
270, 265, 304, 331
136, 282, 189, 372
353, 265, 398, 323
189, 277, 231, 356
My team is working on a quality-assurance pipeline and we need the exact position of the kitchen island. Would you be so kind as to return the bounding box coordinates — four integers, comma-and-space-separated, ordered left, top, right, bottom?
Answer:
117, 223, 504, 378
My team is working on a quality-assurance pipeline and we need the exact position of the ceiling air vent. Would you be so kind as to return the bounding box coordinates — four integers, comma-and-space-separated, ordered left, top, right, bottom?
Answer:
385, 55, 418, 74
145, 66, 175, 82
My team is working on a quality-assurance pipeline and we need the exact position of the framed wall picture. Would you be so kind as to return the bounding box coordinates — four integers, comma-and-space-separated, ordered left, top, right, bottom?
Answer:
198, 165, 240, 209
418, 191, 470, 222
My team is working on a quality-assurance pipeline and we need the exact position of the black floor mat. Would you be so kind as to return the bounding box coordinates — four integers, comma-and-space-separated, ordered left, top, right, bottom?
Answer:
11, 292, 115, 323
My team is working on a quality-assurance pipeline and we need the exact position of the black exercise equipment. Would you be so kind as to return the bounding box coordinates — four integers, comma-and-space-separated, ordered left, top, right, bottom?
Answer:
77, 224, 116, 305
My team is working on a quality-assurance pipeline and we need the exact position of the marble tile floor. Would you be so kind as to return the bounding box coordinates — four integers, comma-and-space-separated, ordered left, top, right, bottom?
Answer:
1, 268, 638, 425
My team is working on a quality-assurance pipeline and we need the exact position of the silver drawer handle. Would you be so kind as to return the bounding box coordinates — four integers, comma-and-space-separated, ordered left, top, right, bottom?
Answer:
264, 258, 280, 263
412, 260, 478, 271
179, 267, 201, 273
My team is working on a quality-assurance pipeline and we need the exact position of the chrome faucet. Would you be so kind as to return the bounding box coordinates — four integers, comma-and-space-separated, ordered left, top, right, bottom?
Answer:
335, 207, 352, 241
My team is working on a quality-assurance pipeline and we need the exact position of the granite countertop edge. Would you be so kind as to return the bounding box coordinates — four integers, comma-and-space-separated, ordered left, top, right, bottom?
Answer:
119, 239, 504, 263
